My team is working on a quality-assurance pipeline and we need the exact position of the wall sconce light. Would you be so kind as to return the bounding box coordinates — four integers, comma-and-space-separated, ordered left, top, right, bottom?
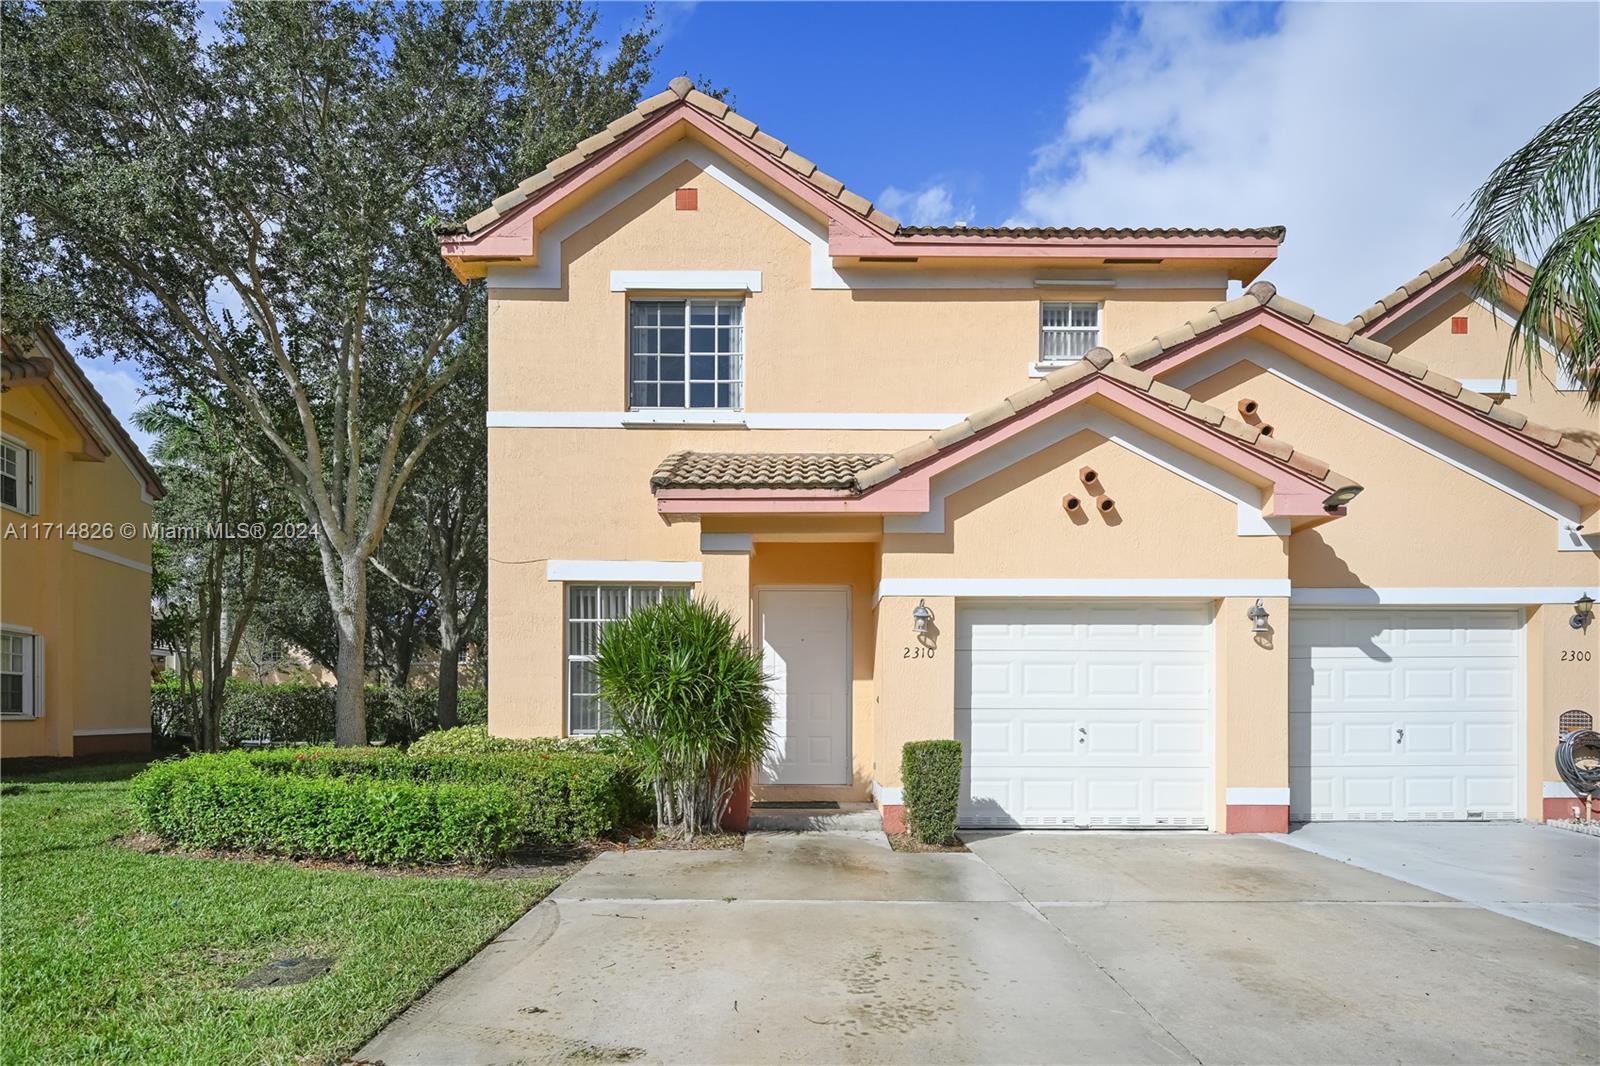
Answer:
1247, 598, 1270, 633
912, 598, 934, 636
1573, 592, 1595, 630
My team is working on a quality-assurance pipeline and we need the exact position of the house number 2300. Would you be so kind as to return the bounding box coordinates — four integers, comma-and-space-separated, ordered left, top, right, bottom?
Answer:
1561, 650, 1592, 662
903, 646, 936, 659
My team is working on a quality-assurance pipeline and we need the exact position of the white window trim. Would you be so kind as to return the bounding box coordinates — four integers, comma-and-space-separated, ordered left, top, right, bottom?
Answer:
0, 434, 38, 516
564, 583, 693, 735
546, 560, 703, 583
0, 625, 43, 719
628, 296, 746, 414
1035, 300, 1102, 372
611, 270, 761, 293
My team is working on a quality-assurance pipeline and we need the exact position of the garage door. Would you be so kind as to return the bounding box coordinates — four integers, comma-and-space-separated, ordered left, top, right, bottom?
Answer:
957, 602, 1211, 829
1290, 609, 1522, 822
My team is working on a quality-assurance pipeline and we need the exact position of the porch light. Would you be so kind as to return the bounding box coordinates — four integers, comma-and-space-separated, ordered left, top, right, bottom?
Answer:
1323, 484, 1363, 510
912, 598, 934, 636
1246, 598, 1270, 633
1573, 593, 1596, 630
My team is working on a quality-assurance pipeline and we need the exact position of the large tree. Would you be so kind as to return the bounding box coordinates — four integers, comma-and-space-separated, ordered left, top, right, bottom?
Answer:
2, 0, 654, 743
1461, 87, 1599, 406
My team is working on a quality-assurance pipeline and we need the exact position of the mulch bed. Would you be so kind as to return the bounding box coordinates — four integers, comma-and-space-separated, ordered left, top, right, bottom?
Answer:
617, 828, 746, 851
886, 833, 969, 853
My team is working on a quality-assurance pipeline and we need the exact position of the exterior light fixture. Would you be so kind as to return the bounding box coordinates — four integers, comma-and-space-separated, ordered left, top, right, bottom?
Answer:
1246, 598, 1270, 633
1323, 484, 1363, 510
1573, 592, 1596, 630
912, 598, 934, 636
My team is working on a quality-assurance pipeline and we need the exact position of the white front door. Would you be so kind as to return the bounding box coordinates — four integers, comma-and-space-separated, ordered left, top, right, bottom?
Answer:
759, 588, 850, 785
957, 601, 1212, 828
1290, 608, 1522, 821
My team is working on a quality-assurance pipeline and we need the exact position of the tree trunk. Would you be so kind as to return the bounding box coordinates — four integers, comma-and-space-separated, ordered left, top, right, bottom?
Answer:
332, 553, 369, 746
436, 575, 460, 730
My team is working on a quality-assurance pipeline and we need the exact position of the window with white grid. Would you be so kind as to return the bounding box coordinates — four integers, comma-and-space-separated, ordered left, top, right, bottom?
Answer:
1, 631, 36, 718
1039, 302, 1101, 364
566, 585, 691, 733
1, 437, 35, 514
629, 299, 743, 410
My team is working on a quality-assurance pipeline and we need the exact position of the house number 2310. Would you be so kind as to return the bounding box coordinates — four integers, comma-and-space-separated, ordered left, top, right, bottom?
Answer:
903, 646, 936, 659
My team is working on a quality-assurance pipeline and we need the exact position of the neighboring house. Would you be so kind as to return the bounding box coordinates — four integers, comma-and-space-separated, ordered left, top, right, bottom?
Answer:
1, 328, 165, 757
441, 79, 1599, 832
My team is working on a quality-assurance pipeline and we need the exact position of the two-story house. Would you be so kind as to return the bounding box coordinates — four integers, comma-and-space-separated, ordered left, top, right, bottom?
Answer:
1, 326, 165, 758
441, 79, 1599, 833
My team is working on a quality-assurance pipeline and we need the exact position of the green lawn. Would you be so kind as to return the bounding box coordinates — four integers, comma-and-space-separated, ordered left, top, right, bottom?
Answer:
1, 761, 558, 1064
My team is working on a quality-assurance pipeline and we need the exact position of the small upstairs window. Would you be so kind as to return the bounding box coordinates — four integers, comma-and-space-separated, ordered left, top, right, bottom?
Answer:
1039, 302, 1101, 365
629, 298, 744, 410
0, 436, 36, 514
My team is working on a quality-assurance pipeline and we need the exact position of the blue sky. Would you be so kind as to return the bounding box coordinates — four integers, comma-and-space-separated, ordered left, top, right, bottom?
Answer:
82, 2, 1600, 451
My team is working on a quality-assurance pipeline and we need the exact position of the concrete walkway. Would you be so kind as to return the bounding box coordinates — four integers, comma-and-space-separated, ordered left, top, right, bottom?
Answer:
1270, 820, 1600, 944
360, 830, 1598, 1065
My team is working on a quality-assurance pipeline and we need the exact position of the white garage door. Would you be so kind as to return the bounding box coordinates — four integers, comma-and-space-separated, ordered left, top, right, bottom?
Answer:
1290, 609, 1522, 822
957, 602, 1212, 829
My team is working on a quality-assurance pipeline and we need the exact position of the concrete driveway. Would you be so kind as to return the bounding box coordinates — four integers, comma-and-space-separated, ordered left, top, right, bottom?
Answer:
1270, 821, 1600, 944
360, 831, 1598, 1065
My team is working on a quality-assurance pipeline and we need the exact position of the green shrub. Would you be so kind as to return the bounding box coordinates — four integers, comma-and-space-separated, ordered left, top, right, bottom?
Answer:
408, 724, 625, 758
594, 597, 772, 839
129, 753, 526, 864
249, 746, 648, 843
901, 740, 962, 845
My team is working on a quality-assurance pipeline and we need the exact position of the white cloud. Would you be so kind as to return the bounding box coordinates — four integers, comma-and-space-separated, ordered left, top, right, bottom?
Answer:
878, 182, 973, 227
1012, 3, 1600, 318
79, 355, 157, 455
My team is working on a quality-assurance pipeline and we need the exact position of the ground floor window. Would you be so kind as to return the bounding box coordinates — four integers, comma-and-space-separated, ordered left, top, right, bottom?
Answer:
1, 629, 38, 718
566, 585, 690, 733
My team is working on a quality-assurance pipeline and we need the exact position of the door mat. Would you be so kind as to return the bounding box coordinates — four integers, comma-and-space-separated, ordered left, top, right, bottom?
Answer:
751, 801, 840, 810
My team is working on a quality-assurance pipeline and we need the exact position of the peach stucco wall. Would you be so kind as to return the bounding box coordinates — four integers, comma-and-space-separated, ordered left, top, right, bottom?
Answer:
487, 157, 1224, 417
1, 386, 154, 758
1383, 289, 1597, 438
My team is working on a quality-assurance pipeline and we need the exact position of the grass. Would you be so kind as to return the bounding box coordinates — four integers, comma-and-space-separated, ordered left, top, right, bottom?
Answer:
1, 761, 560, 1064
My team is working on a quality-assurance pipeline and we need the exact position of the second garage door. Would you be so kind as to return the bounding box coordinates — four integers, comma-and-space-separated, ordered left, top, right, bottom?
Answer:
1290, 608, 1523, 822
957, 602, 1212, 829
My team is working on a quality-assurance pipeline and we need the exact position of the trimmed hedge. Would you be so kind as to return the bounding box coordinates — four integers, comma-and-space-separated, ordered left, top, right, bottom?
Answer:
902, 739, 962, 845
407, 724, 626, 758
150, 679, 488, 747
128, 753, 524, 864
130, 745, 649, 864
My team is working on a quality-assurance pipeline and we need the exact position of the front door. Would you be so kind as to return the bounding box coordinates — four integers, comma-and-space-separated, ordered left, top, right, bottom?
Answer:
758, 588, 850, 785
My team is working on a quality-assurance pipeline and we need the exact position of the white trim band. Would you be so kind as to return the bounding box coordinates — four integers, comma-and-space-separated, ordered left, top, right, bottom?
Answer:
871, 781, 905, 806
546, 560, 703, 584
72, 727, 153, 737
1291, 587, 1591, 606
489, 411, 967, 430
876, 579, 1291, 601
71, 542, 152, 574
610, 270, 762, 293
1226, 787, 1291, 806
1544, 781, 1581, 799
700, 533, 753, 555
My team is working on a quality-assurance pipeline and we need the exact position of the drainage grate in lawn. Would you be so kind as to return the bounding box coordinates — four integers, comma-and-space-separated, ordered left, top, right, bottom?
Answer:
750, 801, 840, 810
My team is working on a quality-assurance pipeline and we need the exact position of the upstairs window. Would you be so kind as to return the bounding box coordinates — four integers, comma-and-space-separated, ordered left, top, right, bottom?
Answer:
0, 436, 36, 514
629, 299, 744, 410
1039, 302, 1102, 365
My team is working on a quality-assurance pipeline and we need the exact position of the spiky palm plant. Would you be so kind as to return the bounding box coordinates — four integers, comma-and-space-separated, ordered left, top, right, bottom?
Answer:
1461, 87, 1600, 406
594, 598, 773, 839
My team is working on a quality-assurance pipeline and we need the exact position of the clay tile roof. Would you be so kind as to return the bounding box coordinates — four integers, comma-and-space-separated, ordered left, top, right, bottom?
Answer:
1346, 244, 1540, 332
896, 225, 1287, 240
453, 82, 1286, 246
1113, 280, 1600, 476
846, 348, 1360, 500
650, 451, 891, 491
456, 77, 902, 237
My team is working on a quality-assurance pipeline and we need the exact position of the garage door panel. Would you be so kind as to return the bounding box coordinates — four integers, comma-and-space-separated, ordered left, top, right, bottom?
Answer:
1289, 608, 1521, 822
958, 601, 1211, 829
